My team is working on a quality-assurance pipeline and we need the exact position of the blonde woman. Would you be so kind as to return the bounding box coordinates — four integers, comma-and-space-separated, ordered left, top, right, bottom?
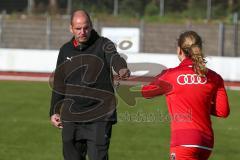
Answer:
142, 31, 230, 160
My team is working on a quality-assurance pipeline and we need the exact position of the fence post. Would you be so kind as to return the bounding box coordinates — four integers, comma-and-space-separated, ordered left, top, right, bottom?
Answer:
67, 0, 72, 15
113, 0, 118, 16
139, 19, 145, 52
218, 23, 225, 56
159, 0, 164, 17
93, 18, 99, 33
233, 12, 238, 57
46, 15, 51, 49
186, 21, 192, 30
206, 0, 212, 22
27, 0, 35, 15
0, 14, 2, 47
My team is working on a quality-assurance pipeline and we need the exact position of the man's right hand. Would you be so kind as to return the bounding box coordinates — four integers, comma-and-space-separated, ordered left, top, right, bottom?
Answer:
50, 114, 63, 129
118, 68, 130, 80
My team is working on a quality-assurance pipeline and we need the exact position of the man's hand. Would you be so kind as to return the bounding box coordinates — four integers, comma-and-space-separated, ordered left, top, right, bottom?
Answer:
50, 114, 63, 129
118, 68, 130, 80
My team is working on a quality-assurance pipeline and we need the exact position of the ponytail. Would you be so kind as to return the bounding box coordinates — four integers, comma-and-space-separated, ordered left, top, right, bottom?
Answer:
190, 45, 207, 76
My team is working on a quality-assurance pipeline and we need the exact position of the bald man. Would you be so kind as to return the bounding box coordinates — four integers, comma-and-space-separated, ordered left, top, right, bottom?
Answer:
50, 10, 130, 160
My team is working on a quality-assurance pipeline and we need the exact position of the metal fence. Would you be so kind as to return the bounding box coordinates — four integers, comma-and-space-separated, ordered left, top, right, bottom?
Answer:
0, 14, 239, 57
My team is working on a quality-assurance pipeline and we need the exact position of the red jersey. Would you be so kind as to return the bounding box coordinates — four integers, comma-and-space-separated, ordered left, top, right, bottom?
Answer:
142, 58, 230, 148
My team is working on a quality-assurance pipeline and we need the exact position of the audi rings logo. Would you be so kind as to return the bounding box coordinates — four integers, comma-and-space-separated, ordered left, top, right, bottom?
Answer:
177, 74, 207, 85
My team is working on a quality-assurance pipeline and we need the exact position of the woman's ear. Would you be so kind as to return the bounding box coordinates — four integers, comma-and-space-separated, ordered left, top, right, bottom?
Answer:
177, 47, 185, 61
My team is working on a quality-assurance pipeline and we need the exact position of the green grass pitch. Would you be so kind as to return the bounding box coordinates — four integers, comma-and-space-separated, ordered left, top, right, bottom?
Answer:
0, 81, 239, 160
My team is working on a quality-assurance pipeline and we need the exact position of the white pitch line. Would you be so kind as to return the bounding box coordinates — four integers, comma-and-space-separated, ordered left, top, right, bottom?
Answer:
0, 74, 240, 91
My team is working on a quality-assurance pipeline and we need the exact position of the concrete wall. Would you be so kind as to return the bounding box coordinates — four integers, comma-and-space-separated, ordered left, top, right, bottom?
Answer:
1, 48, 240, 82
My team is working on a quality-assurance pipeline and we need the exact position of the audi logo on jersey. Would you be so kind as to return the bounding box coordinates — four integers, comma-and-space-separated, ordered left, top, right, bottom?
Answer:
177, 74, 207, 85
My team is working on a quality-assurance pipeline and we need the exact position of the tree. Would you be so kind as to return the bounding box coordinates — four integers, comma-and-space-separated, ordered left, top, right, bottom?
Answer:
165, 0, 187, 12
118, 0, 148, 17
145, 0, 158, 16
228, 0, 239, 13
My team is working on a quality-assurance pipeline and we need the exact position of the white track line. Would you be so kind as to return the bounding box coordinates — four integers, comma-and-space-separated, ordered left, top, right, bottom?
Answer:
0, 75, 49, 82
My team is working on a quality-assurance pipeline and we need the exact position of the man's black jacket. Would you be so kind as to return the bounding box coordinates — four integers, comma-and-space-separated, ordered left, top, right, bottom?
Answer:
50, 30, 128, 123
